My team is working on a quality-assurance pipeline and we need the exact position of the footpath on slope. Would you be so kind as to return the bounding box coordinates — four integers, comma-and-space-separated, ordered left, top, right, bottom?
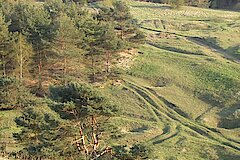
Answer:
141, 26, 240, 64
123, 77, 240, 152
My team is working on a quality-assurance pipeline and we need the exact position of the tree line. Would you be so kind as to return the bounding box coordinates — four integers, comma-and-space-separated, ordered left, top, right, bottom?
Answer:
0, 0, 144, 88
0, 1, 148, 159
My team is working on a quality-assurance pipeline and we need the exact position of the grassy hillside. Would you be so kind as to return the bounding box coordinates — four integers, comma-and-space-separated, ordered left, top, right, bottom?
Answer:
104, 1, 240, 159
0, 1, 240, 159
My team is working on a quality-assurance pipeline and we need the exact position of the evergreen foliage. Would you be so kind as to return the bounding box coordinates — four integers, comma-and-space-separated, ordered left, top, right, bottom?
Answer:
112, 144, 151, 159
51, 12, 82, 83
14, 106, 75, 158
0, 0, 239, 160
0, 11, 12, 76
14, 33, 34, 79
49, 82, 118, 159
49, 82, 117, 119
0, 1, 146, 159
171, 0, 185, 9
13, 82, 118, 159
0, 0, 144, 84
0, 77, 35, 109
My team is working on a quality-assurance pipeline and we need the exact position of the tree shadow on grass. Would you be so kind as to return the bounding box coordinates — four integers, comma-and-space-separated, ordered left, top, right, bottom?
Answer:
226, 45, 240, 60
131, 5, 171, 10
147, 42, 204, 55
217, 102, 240, 129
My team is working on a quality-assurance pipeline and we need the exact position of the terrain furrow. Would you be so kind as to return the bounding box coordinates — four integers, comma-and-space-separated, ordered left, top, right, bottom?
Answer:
187, 37, 240, 63
123, 79, 240, 152
122, 86, 163, 123
141, 26, 240, 63
122, 85, 179, 144
146, 42, 204, 56
149, 124, 180, 145
144, 86, 240, 147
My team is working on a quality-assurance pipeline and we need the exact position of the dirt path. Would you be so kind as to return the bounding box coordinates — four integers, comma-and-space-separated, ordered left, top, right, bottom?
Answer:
141, 26, 240, 64
146, 41, 205, 56
123, 79, 240, 152
187, 37, 240, 63
123, 83, 180, 145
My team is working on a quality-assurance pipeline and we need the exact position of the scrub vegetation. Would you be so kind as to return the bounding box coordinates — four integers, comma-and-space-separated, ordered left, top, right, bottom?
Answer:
0, 0, 239, 159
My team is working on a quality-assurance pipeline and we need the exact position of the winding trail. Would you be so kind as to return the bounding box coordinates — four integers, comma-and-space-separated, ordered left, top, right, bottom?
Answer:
146, 41, 205, 56
141, 26, 240, 64
123, 84, 180, 145
187, 37, 240, 63
123, 78, 240, 152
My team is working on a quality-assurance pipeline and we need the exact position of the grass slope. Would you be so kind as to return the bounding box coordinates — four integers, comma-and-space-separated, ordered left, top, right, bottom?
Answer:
111, 1, 240, 159
1, 1, 240, 159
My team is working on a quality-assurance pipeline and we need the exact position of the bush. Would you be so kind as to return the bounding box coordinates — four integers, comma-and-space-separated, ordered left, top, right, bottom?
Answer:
171, 0, 184, 9
130, 144, 150, 159
14, 106, 71, 159
219, 109, 240, 129
0, 77, 36, 109
49, 82, 118, 119
112, 143, 151, 159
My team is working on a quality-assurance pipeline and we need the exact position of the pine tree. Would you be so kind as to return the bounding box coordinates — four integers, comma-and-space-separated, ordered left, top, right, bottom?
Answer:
98, 1, 144, 48
14, 33, 33, 79
0, 12, 11, 76
81, 17, 105, 82
7, 3, 53, 85
49, 82, 117, 159
8, 3, 31, 33
52, 13, 81, 84
27, 6, 54, 88
112, 1, 133, 40
14, 106, 69, 158
99, 24, 124, 74
0, 77, 35, 109
44, 0, 66, 19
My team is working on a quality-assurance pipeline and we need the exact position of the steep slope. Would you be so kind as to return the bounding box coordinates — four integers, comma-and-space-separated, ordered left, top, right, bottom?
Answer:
0, 1, 240, 159
103, 1, 240, 159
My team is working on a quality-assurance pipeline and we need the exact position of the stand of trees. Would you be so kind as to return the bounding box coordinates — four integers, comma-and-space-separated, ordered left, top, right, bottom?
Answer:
0, 0, 147, 159
13, 82, 118, 159
12, 82, 150, 159
0, 0, 145, 87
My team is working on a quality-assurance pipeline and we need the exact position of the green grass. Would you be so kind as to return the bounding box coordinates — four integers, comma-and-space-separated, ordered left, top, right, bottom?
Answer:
117, 78, 240, 159
101, 85, 155, 121
129, 44, 240, 105
126, 0, 240, 60
0, 110, 21, 152
1, 1, 240, 159
113, 1, 240, 159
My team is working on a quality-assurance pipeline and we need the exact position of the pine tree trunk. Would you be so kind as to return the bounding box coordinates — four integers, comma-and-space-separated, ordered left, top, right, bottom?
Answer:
106, 52, 110, 73
19, 35, 23, 80
79, 126, 89, 156
38, 52, 42, 88
64, 56, 67, 85
2, 55, 6, 76
91, 116, 99, 152
20, 51, 23, 79
91, 54, 95, 83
